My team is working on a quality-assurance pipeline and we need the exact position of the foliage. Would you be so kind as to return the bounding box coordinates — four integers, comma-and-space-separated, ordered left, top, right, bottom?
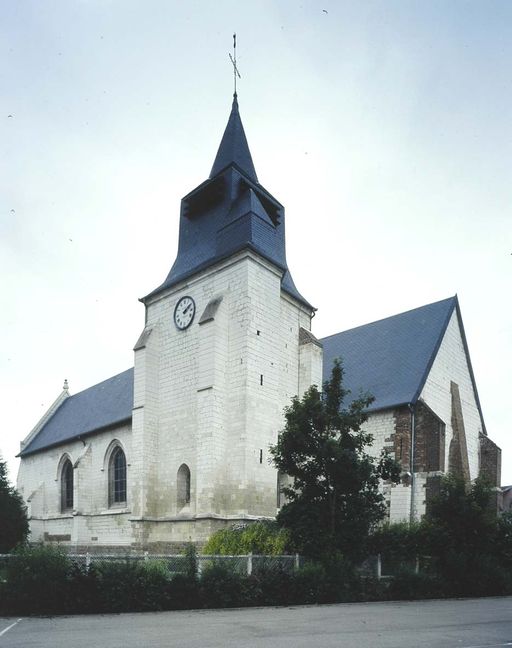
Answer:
1, 545, 72, 615
495, 511, 512, 568
270, 359, 400, 561
368, 522, 424, 562
203, 521, 290, 556
199, 563, 251, 607
386, 567, 444, 601
421, 474, 512, 596
368, 521, 427, 578
166, 573, 200, 610
183, 542, 199, 578
0, 456, 29, 553
423, 474, 496, 555
93, 559, 170, 612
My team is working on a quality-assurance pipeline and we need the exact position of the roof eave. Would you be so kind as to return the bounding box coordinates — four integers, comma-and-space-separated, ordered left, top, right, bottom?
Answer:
410, 296, 457, 407
18, 416, 133, 458
453, 298, 488, 436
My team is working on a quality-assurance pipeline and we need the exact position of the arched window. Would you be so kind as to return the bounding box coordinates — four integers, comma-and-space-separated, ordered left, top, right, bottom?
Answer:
109, 446, 127, 506
177, 464, 191, 509
277, 471, 284, 509
61, 458, 74, 512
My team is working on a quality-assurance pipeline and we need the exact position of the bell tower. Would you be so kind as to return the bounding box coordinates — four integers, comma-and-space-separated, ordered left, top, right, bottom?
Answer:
130, 95, 321, 546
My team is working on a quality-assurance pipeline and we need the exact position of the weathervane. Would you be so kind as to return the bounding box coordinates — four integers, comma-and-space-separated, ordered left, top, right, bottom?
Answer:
229, 33, 241, 96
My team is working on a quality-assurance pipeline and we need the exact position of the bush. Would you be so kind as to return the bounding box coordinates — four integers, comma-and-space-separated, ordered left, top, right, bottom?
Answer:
386, 567, 444, 601
249, 566, 293, 606
93, 559, 170, 612
291, 563, 330, 604
1, 545, 72, 615
203, 521, 290, 556
182, 542, 199, 579
200, 563, 251, 608
368, 521, 423, 563
166, 573, 200, 610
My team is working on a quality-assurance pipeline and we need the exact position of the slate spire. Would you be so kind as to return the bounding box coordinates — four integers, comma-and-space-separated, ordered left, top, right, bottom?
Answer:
209, 94, 258, 183
143, 93, 313, 310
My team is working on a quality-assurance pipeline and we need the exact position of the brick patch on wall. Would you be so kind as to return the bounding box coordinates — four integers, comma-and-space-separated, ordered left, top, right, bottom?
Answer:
393, 407, 412, 472
479, 433, 502, 487
414, 401, 445, 473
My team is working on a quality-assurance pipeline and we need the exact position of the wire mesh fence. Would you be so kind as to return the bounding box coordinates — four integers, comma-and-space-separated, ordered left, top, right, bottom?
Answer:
0, 552, 301, 577
0, 551, 429, 580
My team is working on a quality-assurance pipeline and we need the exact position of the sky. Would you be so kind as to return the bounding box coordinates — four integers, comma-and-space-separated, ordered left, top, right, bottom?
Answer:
1, 1, 511, 484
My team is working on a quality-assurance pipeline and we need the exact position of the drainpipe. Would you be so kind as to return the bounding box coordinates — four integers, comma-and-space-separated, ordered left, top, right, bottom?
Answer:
409, 403, 416, 523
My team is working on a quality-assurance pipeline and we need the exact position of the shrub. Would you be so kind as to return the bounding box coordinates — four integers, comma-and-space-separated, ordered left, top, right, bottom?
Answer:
368, 521, 423, 563
182, 542, 199, 578
203, 521, 290, 556
249, 566, 293, 606
67, 562, 101, 613
291, 562, 330, 604
387, 567, 444, 601
93, 559, 170, 612
200, 563, 252, 608
166, 573, 200, 610
1, 545, 72, 615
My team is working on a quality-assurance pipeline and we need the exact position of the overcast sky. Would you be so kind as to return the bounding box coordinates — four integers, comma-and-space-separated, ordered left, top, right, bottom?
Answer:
1, 1, 511, 484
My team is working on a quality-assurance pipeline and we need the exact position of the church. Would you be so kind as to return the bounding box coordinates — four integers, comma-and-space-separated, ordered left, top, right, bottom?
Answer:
17, 93, 501, 551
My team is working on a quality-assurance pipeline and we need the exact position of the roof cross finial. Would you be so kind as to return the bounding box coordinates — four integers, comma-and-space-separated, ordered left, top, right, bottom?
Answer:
229, 33, 241, 97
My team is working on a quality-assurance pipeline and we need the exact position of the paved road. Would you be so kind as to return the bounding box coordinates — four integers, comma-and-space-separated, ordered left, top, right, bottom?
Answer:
1, 597, 511, 648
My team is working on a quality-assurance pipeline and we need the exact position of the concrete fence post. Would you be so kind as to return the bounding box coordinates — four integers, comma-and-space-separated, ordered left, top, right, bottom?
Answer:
295, 553, 300, 570
415, 555, 420, 574
377, 553, 382, 580
85, 552, 91, 572
247, 553, 253, 576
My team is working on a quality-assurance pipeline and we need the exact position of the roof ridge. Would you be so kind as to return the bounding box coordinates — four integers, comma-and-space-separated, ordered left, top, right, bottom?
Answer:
66, 367, 134, 400
410, 297, 457, 405
209, 95, 258, 183
320, 296, 457, 341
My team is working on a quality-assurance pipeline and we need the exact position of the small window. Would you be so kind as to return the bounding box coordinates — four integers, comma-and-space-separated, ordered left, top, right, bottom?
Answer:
277, 471, 285, 509
61, 458, 74, 512
177, 464, 191, 509
109, 446, 127, 506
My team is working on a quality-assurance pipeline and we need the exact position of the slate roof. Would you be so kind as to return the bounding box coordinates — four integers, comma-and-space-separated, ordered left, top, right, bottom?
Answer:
20, 369, 134, 457
19, 296, 486, 457
321, 297, 458, 413
143, 95, 312, 309
210, 94, 258, 183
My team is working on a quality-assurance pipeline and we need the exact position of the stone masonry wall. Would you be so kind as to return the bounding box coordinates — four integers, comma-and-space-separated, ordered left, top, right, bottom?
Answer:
479, 433, 502, 487
17, 423, 133, 548
419, 310, 485, 481
135, 250, 314, 544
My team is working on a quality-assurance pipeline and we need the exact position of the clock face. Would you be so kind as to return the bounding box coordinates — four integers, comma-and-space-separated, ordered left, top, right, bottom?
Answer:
174, 296, 196, 330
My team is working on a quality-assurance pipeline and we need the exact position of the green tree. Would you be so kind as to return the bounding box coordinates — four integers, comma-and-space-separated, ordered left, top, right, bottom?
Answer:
270, 359, 400, 562
424, 474, 495, 555
421, 474, 511, 594
0, 455, 29, 552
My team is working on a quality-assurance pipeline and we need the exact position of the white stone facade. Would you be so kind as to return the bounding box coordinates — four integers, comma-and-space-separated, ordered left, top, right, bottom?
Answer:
18, 250, 319, 549
361, 309, 488, 523
130, 250, 316, 545
419, 310, 483, 480
17, 423, 132, 547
